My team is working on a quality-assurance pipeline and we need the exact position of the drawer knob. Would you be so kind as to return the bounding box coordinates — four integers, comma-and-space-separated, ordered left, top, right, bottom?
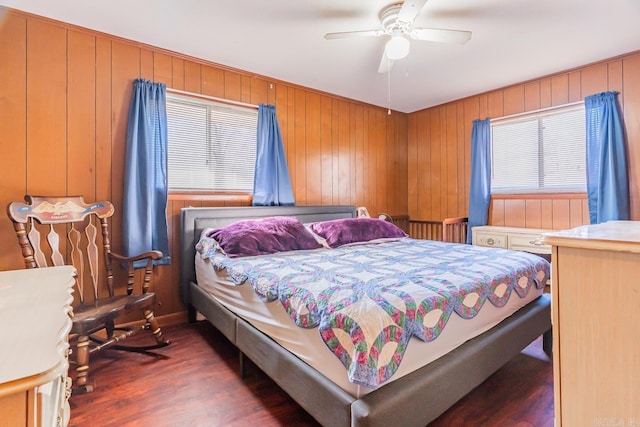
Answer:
487, 238, 495, 245
530, 239, 544, 246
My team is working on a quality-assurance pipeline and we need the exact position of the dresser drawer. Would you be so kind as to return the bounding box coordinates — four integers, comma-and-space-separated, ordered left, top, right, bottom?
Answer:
474, 232, 508, 249
509, 234, 551, 254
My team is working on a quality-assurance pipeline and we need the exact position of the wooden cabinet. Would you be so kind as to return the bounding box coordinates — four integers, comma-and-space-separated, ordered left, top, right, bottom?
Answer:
472, 225, 552, 256
0, 266, 75, 427
544, 222, 640, 426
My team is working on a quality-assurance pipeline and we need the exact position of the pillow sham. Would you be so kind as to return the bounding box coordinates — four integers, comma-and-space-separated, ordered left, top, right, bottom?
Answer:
309, 217, 407, 248
206, 216, 323, 258
304, 224, 331, 249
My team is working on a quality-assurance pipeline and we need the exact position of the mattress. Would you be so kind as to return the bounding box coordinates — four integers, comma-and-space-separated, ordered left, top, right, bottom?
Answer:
195, 249, 544, 398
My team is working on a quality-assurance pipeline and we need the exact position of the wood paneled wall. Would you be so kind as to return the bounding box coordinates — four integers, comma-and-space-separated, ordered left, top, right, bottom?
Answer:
408, 51, 640, 229
0, 9, 408, 318
2, 7, 638, 320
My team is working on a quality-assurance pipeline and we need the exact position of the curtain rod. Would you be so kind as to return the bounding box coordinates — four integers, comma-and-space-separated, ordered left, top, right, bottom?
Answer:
491, 100, 584, 125
167, 88, 259, 110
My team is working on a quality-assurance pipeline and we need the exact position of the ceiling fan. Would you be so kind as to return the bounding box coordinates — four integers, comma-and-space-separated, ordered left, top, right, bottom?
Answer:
324, 0, 472, 73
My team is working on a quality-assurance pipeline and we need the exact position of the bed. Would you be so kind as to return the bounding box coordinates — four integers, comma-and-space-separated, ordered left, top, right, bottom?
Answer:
180, 205, 552, 427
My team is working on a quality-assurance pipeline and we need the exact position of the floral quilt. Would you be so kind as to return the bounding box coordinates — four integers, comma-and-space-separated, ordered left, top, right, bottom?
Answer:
197, 236, 550, 389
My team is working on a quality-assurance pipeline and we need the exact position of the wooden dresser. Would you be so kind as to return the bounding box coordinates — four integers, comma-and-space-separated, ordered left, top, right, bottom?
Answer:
0, 266, 75, 427
544, 222, 640, 426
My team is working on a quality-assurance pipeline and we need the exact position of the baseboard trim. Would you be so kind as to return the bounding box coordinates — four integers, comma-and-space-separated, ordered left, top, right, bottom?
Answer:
156, 311, 188, 326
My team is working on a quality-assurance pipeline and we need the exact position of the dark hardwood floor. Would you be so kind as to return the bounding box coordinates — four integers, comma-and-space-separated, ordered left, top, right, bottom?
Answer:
69, 321, 553, 427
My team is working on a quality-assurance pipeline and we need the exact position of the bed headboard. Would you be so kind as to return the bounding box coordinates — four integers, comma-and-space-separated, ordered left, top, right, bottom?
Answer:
179, 205, 356, 304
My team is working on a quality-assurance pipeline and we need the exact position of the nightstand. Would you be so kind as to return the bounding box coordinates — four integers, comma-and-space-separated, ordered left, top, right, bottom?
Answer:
472, 225, 552, 257
472, 225, 552, 292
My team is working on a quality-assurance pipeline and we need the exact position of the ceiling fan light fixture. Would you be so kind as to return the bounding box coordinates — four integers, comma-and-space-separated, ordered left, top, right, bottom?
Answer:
385, 35, 410, 60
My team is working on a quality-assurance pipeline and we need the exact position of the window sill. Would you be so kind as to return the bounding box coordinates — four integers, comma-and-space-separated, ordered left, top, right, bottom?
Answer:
168, 192, 253, 203
491, 192, 587, 200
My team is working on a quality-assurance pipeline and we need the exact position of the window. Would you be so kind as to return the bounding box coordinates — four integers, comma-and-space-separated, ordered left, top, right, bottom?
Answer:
166, 93, 257, 192
490, 104, 586, 193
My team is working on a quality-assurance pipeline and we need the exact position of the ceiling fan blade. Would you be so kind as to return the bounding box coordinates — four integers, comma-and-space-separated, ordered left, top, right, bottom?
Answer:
410, 28, 472, 44
397, 0, 429, 23
324, 29, 384, 40
377, 50, 394, 73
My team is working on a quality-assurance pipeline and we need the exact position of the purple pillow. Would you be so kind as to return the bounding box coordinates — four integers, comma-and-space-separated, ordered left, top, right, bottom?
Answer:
310, 218, 407, 248
207, 216, 323, 258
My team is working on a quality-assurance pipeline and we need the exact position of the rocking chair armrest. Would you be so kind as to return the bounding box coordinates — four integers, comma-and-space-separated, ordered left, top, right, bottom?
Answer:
109, 250, 163, 264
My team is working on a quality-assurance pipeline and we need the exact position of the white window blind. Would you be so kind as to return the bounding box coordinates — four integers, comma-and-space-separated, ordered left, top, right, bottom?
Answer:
490, 104, 586, 193
166, 93, 257, 192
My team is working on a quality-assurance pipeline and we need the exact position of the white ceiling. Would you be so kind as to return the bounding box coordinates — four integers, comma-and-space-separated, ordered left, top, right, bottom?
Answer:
1, 0, 639, 113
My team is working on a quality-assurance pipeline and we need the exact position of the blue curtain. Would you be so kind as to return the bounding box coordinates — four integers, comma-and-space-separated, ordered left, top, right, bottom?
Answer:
123, 79, 170, 265
252, 104, 295, 206
585, 91, 629, 224
466, 118, 491, 244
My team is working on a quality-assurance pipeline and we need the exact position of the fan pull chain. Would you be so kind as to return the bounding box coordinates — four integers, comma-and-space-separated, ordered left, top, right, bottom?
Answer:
387, 59, 392, 115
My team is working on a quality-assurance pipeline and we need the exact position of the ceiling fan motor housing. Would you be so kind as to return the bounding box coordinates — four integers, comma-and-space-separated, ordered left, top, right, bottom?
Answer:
380, 4, 411, 34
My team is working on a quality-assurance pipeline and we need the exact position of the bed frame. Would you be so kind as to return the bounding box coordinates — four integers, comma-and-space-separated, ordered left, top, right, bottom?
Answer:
180, 205, 552, 427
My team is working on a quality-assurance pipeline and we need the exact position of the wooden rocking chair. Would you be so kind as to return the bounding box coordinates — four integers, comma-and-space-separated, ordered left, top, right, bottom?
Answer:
7, 195, 170, 393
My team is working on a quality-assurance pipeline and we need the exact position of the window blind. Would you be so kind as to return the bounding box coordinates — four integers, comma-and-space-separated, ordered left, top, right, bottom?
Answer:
490, 104, 586, 193
166, 93, 257, 192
